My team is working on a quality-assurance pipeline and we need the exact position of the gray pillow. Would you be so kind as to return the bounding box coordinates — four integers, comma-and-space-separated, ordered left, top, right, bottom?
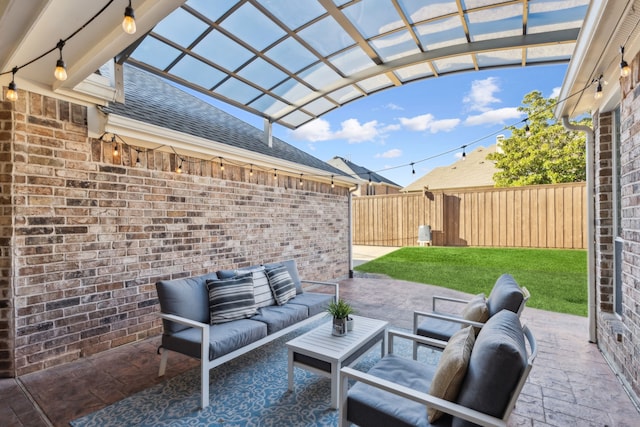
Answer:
265, 265, 297, 305
207, 276, 257, 324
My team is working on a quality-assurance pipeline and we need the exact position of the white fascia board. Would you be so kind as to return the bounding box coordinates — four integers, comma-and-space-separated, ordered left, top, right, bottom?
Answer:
105, 114, 359, 185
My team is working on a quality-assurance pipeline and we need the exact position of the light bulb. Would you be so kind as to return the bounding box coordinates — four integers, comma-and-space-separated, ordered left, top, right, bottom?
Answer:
621, 60, 631, 77
54, 59, 67, 81
595, 83, 603, 100
122, 2, 136, 34
6, 81, 18, 101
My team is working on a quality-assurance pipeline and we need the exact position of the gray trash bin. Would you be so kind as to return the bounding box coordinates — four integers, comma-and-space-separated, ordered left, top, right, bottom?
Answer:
418, 225, 431, 246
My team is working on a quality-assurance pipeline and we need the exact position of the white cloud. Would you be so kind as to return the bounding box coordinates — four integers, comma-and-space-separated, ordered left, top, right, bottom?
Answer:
550, 86, 561, 99
290, 118, 381, 143
376, 149, 402, 159
463, 77, 501, 112
384, 103, 404, 111
291, 119, 333, 142
464, 107, 523, 126
399, 114, 460, 133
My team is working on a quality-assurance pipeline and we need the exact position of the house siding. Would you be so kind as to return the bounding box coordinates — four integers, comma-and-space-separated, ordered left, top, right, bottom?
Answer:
1, 91, 350, 376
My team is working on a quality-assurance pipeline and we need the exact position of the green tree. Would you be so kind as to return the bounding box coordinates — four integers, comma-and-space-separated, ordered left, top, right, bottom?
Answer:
487, 90, 589, 187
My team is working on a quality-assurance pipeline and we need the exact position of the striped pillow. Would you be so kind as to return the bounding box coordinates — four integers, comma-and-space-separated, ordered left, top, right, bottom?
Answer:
238, 267, 275, 308
265, 265, 297, 305
207, 276, 257, 324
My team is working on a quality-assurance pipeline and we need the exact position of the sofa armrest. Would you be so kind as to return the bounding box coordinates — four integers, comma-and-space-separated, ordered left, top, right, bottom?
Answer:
413, 310, 485, 333
159, 313, 208, 331
340, 367, 507, 427
300, 280, 339, 300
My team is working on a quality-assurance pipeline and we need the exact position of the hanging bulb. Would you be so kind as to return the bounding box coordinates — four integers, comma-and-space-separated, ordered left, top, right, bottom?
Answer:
219, 158, 224, 171
368, 173, 372, 186
135, 151, 141, 167
176, 160, 183, 174
54, 40, 67, 81
525, 122, 531, 137
122, 0, 136, 34
462, 147, 467, 160
112, 136, 119, 156
595, 81, 603, 100
249, 165, 254, 177
299, 174, 304, 187
274, 169, 278, 182
620, 46, 631, 77
411, 163, 415, 175
6, 67, 18, 102
331, 175, 335, 188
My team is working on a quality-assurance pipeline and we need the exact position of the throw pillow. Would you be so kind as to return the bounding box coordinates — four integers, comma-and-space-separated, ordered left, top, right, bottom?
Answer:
461, 293, 489, 334
428, 326, 476, 423
238, 266, 275, 308
207, 276, 257, 324
265, 264, 297, 305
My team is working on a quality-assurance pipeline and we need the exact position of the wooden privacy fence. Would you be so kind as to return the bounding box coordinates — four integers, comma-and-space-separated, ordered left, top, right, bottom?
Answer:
352, 182, 587, 249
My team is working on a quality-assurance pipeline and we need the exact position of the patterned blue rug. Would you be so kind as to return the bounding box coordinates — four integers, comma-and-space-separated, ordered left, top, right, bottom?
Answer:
71, 320, 439, 427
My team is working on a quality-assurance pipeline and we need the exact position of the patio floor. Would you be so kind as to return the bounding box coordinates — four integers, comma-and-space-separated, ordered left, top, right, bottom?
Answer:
2, 247, 639, 426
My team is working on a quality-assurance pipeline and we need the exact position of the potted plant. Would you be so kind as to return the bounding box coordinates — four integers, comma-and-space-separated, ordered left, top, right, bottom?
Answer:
327, 299, 354, 336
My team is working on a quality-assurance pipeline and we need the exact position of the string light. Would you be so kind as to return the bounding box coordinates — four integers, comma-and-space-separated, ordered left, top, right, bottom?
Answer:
249, 164, 254, 177
122, 0, 136, 34
331, 175, 335, 188
299, 174, 304, 187
112, 136, 119, 156
54, 40, 67, 81
6, 67, 18, 101
176, 159, 183, 174
411, 163, 415, 174
135, 149, 141, 167
620, 46, 631, 77
594, 75, 603, 100
219, 157, 224, 172
524, 119, 531, 137
368, 173, 372, 186
461, 146, 467, 160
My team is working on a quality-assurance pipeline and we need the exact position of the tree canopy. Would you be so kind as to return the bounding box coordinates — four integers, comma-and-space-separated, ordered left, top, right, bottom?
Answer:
487, 90, 590, 187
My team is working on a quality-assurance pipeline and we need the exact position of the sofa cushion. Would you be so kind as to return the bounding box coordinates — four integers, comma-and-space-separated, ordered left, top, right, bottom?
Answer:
263, 259, 303, 294
156, 273, 219, 333
265, 264, 297, 305
486, 274, 524, 317
347, 354, 437, 427
207, 276, 258, 324
428, 326, 476, 422
161, 319, 267, 361
251, 304, 308, 334
287, 292, 333, 316
453, 310, 527, 427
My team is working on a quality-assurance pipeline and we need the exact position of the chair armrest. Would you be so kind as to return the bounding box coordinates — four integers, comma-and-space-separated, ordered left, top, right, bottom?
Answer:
388, 329, 448, 353
432, 295, 469, 312
301, 280, 339, 300
159, 313, 208, 330
340, 367, 507, 427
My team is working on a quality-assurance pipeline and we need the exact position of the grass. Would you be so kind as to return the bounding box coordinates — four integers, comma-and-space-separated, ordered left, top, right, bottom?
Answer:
355, 246, 588, 316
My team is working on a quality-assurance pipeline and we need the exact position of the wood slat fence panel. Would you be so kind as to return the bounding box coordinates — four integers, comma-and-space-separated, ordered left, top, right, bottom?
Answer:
352, 182, 586, 249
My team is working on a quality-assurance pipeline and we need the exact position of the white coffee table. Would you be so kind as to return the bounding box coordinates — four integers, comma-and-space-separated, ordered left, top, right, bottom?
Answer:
286, 315, 388, 409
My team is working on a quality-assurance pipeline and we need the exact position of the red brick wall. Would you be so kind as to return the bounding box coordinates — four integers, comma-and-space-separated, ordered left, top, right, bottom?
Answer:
596, 52, 640, 402
2, 90, 350, 376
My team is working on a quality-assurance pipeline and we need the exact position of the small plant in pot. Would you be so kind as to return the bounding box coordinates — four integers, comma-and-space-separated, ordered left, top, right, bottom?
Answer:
327, 299, 354, 337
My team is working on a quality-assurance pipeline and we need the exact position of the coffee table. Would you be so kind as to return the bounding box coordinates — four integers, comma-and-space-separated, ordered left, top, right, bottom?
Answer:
286, 315, 388, 409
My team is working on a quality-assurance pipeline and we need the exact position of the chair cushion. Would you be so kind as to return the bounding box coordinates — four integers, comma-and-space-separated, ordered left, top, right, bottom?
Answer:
287, 292, 333, 316
416, 316, 461, 343
265, 264, 297, 305
251, 304, 308, 334
156, 273, 219, 333
263, 259, 303, 294
453, 310, 527, 427
486, 274, 524, 317
428, 326, 476, 422
207, 276, 257, 324
347, 354, 437, 427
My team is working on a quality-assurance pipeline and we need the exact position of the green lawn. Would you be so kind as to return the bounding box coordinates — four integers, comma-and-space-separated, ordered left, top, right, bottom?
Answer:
355, 246, 588, 316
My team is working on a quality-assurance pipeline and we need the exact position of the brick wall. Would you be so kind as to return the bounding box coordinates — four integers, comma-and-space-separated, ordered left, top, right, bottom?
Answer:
596, 52, 640, 402
2, 90, 350, 376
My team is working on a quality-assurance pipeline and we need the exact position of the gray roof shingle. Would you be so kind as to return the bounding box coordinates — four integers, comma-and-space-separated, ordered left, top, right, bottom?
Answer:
103, 65, 348, 178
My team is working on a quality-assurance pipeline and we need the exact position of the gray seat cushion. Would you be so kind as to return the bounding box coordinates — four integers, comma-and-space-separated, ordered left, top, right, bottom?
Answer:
287, 292, 333, 316
251, 304, 309, 334
486, 274, 524, 317
416, 316, 462, 343
156, 273, 219, 333
347, 354, 444, 427
452, 309, 526, 427
162, 318, 267, 360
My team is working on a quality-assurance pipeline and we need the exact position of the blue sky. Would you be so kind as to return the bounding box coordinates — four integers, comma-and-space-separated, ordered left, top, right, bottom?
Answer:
205, 63, 569, 187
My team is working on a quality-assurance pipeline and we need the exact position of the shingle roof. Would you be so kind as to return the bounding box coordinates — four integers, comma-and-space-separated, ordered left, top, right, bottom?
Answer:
103, 65, 349, 178
402, 145, 498, 192
327, 156, 401, 187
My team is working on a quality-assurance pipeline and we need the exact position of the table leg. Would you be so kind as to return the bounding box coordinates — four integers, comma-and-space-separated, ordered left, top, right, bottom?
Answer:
331, 360, 340, 409
288, 349, 294, 391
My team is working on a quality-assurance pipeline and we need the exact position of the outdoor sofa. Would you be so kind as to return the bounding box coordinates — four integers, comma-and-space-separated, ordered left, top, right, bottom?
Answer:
155, 259, 338, 409
340, 309, 537, 427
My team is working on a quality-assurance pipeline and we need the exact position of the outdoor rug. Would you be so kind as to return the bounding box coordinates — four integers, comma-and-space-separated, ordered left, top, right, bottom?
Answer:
71, 320, 440, 427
